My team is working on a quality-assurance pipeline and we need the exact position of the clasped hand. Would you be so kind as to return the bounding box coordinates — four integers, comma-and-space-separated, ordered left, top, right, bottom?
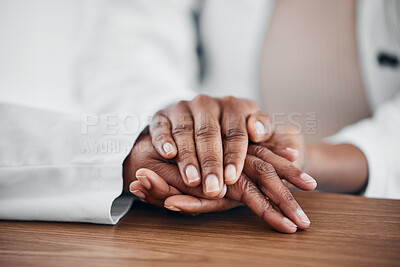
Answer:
123, 95, 317, 233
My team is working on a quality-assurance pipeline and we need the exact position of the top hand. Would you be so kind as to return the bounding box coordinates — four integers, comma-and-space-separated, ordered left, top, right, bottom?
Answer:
149, 95, 273, 198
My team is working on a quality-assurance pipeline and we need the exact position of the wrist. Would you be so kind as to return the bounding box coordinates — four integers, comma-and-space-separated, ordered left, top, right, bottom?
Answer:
303, 142, 368, 193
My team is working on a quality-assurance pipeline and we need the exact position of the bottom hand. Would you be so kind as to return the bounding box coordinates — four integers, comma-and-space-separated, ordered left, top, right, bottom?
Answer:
125, 132, 315, 233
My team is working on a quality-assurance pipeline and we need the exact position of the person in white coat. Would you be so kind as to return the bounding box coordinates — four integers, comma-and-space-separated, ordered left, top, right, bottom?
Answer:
0, 0, 197, 224
0, 0, 399, 226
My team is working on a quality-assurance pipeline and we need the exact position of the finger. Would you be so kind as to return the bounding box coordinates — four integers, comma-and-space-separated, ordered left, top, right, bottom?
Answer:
248, 145, 317, 191
227, 174, 298, 233
244, 155, 311, 229
266, 125, 304, 168
247, 112, 274, 143
167, 102, 201, 187
189, 95, 224, 198
282, 179, 295, 189
125, 134, 212, 199
141, 155, 207, 199
262, 143, 299, 162
135, 169, 231, 214
136, 168, 181, 200
220, 97, 249, 185
129, 180, 165, 207
129, 180, 147, 200
164, 195, 242, 214
149, 111, 177, 159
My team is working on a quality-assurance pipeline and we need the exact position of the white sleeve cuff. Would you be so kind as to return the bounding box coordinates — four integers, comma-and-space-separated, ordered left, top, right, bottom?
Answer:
0, 164, 133, 224
83, 164, 134, 225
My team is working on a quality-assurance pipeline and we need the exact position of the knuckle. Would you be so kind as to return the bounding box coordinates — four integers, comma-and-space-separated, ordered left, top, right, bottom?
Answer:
196, 123, 220, 139
252, 159, 274, 175
281, 189, 295, 203
201, 155, 221, 169
151, 112, 169, 129
153, 110, 165, 118
177, 146, 195, 160
193, 94, 211, 105
153, 120, 169, 129
239, 179, 259, 200
154, 133, 170, 143
223, 151, 240, 163
239, 179, 257, 203
172, 122, 193, 137
240, 180, 273, 214
273, 187, 294, 208
243, 180, 259, 195
222, 95, 237, 104
176, 100, 188, 107
222, 128, 247, 141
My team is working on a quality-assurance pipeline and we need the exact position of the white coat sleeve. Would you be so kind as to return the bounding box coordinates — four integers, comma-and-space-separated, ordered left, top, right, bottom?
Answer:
77, 0, 198, 116
326, 92, 400, 199
0, 102, 134, 224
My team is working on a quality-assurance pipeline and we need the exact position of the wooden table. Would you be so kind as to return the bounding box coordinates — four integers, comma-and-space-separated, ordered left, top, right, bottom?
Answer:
0, 192, 399, 266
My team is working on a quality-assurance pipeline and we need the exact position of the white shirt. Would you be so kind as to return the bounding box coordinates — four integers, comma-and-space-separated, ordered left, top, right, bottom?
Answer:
0, 0, 197, 224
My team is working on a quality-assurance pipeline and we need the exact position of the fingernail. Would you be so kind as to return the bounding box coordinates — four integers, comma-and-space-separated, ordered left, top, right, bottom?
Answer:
297, 208, 311, 225
164, 205, 181, 212
185, 165, 200, 184
283, 217, 298, 229
300, 173, 317, 185
136, 175, 151, 190
205, 174, 220, 193
224, 164, 236, 182
163, 142, 174, 155
255, 121, 266, 135
131, 190, 146, 199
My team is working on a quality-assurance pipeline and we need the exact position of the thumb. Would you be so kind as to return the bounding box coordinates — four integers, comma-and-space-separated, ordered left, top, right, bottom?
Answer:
247, 112, 274, 143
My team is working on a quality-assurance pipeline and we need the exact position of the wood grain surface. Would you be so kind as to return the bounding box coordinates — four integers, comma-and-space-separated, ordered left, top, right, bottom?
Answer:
0, 192, 399, 266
